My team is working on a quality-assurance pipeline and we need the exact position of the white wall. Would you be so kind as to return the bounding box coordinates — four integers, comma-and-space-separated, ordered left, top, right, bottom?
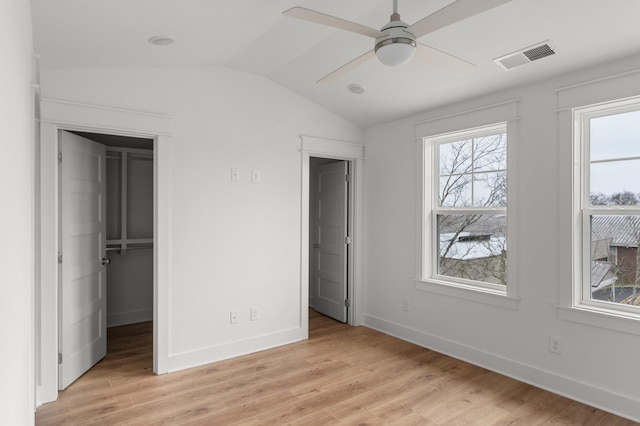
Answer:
40, 66, 362, 372
0, 0, 34, 424
363, 53, 640, 422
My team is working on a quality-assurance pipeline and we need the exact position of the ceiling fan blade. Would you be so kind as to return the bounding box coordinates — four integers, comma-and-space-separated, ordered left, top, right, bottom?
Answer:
415, 43, 475, 74
408, 0, 512, 39
317, 50, 376, 84
283, 7, 382, 39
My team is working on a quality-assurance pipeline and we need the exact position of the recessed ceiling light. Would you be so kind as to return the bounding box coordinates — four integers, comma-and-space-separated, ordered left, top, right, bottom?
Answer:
347, 84, 366, 95
148, 35, 174, 46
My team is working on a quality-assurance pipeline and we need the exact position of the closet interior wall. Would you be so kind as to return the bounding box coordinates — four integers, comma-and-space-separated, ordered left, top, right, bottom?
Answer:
106, 146, 154, 327
71, 131, 154, 328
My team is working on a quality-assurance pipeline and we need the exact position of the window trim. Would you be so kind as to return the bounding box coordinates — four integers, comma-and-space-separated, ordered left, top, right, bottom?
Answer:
431, 123, 507, 291
557, 67, 640, 335
417, 117, 519, 310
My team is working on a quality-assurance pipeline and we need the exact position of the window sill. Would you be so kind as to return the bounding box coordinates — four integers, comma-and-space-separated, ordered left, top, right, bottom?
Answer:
415, 278, 519, 310
558, 305, 640, 336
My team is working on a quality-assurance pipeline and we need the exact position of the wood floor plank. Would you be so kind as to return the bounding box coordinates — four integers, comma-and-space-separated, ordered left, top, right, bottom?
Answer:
36, 310, 638, 425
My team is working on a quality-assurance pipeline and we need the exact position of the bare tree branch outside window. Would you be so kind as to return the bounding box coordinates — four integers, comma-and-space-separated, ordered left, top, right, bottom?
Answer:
437, 133, 507, 285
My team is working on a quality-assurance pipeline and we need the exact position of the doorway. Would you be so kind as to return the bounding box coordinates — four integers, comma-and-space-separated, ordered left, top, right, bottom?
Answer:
300, 135, 364, 332
37, 98, 171, 405
58, 130, 155, 389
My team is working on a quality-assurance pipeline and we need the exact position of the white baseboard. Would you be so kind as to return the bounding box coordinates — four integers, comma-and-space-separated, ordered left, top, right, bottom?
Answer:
363, 313, 640, 423
107, 309, 153, 327
167, 327, 305, 373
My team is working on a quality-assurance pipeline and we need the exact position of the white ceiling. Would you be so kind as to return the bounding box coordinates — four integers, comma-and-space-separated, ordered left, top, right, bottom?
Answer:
32, 0, 640, 128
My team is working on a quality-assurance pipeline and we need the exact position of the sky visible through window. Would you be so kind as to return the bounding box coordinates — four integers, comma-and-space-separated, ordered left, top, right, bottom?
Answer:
590, 110, 640, 199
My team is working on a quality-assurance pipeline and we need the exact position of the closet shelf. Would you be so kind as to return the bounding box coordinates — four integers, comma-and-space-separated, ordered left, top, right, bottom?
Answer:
107, 238, 153, 253
107, 238, 153, 246
106, 245, 152, 252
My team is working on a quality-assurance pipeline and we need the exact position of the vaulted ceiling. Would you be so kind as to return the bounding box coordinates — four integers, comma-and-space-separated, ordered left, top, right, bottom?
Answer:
32, 0, 640, 127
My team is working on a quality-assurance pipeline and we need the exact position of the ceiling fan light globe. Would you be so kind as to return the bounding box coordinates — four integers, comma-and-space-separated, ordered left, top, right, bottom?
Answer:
375, 39, 416, 67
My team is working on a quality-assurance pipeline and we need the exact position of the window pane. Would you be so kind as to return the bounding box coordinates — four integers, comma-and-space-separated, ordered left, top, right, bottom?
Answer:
437, 214, 507, 285
474, 133, 507, 172
590, 110, 640, 162
474, 172, 507, 207
439, 140, 472, 175
590, 160, 640, 205
439, 175, 471, 207
590, 215, 640, 306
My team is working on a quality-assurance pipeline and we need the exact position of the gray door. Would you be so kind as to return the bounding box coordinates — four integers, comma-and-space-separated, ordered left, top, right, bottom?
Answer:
312, 161, 349, 322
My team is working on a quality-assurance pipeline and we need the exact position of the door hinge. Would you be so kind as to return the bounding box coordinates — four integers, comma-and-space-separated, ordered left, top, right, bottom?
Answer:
57, 152, 62, 163
58, 252, 62, 264
345, 236, 352, 245
345, 174, 352, 182
345, 299, 350, 308
58, 353, 62, 364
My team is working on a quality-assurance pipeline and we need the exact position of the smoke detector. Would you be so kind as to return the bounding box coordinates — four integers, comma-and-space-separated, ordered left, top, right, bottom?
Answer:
494, 41, 555, 71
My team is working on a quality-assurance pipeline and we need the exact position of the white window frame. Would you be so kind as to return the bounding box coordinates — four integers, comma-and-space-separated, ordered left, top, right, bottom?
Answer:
430, 123, 507, 290
573, 98, 640, 319
417, 110, 519, 309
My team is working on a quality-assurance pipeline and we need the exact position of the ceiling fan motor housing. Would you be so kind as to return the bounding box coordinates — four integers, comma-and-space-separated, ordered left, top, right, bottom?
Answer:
374, 15, 417, 67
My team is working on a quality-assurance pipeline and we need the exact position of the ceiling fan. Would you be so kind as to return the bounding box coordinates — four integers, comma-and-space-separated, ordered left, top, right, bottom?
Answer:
283, 0, 512, 83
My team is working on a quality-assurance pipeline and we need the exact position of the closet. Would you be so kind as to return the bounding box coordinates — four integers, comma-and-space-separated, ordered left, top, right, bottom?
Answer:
72, 132, 154, 327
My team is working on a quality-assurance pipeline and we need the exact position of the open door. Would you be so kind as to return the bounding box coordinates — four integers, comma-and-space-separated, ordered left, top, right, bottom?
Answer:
312, 160, 349, 322
58, 131, 107, 389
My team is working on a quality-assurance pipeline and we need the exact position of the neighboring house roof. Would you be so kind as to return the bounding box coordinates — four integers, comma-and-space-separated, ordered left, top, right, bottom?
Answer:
591, 215, 640, 248
438, 215, 507, 261
591, 262, 617, 289
440, 232, 506, 260
438, 214, 506, 236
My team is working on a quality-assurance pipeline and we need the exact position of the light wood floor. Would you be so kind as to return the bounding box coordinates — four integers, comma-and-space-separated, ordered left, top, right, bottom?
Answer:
36, 311, 637, 425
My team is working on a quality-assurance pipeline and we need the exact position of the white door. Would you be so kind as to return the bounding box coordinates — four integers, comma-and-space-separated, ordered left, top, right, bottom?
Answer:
59, 131, 107, 390
313, 161, 349, 322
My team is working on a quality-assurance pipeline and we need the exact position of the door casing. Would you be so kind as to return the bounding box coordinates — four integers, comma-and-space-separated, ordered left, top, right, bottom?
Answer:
300, 136, 365, 331
37, 99, 171, 405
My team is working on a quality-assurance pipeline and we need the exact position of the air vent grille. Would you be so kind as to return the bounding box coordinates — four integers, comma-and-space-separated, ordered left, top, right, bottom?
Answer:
494, 41, 555, 71
523, 44, 555, 61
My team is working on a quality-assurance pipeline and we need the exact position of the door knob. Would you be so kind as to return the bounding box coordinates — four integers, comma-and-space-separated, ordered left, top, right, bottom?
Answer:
102, 258, 111, 266
313, 243, 320, 248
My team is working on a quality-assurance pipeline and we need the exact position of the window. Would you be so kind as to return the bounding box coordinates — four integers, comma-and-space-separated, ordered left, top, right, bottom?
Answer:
576, 99, 640, 314
424, 123, 509, 293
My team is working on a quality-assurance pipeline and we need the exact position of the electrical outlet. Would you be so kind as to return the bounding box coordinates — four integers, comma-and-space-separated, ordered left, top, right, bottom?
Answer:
251, 170, 261, 183
402, 298, 410, 312
250, 307, 259, 321
230, 311, 238, 324
549, 336, 562, 354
